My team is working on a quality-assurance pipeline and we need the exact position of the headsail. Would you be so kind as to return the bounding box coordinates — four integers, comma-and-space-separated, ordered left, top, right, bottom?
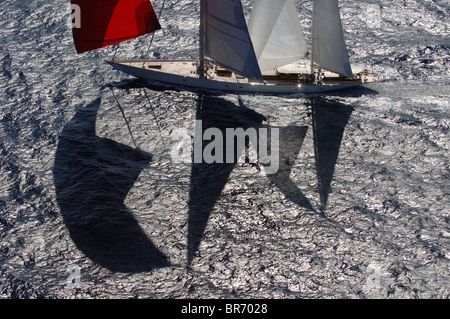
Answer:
71, 0, 161, 54
311, 0, 353, 78
202, 0, 263, 82
248, 0, 308, 72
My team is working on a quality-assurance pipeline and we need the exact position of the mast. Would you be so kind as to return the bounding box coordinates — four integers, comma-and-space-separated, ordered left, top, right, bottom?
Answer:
199, 0, 263, 82
310, 0, 315, 81
198, 0, 207, 79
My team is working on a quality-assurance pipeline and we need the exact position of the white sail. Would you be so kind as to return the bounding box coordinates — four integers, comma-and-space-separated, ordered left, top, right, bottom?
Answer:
248, 0, 308, 72
203, 0, 263, 82
311, 0, 353, 78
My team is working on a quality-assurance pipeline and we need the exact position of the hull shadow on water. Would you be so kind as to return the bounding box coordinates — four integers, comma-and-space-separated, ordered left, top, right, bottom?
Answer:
53, 97, 170, 273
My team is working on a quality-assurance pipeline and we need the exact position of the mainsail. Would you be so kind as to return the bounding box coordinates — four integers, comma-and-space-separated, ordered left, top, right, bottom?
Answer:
71, 0, 161, 54
202, 0, 263, 82
248, 0, 308, 72
311, 0, 353, 78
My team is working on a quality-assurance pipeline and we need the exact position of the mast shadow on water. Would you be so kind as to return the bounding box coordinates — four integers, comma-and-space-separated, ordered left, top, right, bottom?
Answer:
53, 97, 170, 273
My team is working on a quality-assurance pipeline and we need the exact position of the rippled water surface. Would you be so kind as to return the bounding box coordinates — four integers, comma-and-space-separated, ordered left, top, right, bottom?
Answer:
0, 0, 449, 298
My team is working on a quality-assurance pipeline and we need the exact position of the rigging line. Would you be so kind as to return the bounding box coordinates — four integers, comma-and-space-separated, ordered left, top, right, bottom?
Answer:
139, 88, 169, 200
112, 43, 120, 61
109, 87, 139, 149
144, 0, 168, 58
113, 0, 167, 61
142, 89, 168, 149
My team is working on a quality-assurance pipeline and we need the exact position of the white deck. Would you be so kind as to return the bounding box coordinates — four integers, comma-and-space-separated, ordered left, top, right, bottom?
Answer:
106, 59, 377, 94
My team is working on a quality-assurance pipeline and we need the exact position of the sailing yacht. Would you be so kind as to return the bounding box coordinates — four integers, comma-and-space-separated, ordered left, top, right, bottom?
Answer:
71, 0, 378, 94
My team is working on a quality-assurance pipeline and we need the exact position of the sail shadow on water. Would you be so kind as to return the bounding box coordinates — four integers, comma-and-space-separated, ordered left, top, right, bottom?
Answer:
266, 125, 314, 212
187, 95, 267, 265
53, 98, 170, 273
311, 97, 353, 212
187, 95, 314, 265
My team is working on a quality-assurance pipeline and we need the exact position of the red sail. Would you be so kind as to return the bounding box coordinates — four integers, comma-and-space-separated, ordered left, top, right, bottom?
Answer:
71, 0, 161, 54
